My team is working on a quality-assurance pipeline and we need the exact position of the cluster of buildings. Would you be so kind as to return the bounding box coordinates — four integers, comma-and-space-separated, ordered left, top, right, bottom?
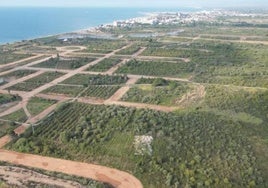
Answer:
105, 10, 257, 28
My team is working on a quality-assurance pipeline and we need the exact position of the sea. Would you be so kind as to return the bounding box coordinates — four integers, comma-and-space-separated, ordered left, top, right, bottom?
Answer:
0, 7, 199, 44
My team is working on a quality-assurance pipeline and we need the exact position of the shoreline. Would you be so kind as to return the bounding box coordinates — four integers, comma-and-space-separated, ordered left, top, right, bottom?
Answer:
0, 7, 202, 46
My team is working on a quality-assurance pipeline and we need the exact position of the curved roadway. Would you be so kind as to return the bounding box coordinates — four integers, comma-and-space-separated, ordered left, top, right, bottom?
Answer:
0, 149, 143, 188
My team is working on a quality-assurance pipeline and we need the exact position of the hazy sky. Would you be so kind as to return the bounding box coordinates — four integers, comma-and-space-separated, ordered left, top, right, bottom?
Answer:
0, 0, 267, 8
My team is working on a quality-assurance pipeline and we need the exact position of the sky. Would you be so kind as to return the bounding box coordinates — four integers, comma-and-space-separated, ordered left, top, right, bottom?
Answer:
0, 0, 267, 8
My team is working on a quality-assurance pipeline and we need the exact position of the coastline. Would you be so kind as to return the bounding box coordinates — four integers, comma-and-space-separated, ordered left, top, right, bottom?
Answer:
0, 7, 202, 45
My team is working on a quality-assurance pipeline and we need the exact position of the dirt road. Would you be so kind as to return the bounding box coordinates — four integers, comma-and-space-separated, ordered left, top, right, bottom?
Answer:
0, 149, 143, 188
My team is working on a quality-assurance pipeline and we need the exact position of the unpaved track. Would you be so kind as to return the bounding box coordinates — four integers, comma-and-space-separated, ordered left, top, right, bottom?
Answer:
105, 86, 130, 102
105, 47, 147, 75
105, 77, 138, 102
105, 59, 129, 75
0, 149, 143, 188
0, 135, 11, 148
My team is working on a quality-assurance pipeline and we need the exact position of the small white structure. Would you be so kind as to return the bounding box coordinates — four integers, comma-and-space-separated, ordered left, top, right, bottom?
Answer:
134, 135, 153, 155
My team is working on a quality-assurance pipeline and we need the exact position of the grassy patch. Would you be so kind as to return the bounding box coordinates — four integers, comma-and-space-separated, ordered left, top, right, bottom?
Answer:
27, 97, 57, 116
122, 80, 190, 106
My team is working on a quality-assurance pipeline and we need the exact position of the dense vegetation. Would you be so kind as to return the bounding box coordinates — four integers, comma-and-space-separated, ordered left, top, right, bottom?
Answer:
32, 57, 95, 70
7, 101, 267, 187
1, 13, 268, 188
189, 42, 268, 88
87, 58, 121, 72
122, 79, 190, 106
8, 72, 65, 91
136, 40, 268, 88
62, 74, 128, 86
27, 97, 57, 116
116, 59, 194, 77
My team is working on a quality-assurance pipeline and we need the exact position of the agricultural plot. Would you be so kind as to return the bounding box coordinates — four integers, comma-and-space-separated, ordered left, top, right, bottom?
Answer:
116, 59, 194, 77
200, 35, 241, 40
84, 40, 127, 53
115, 44, 141, 55
122, 79, 190, 106
7, 102, 266, 187
43, 85, 84, 97
43, 84, 120, 99
62, 74, 128, 86
87, 58, 121, 72
80, 85, 120, 99
0, 52, 33, 65
32, 57, 95, 70
141, 46, 209, 58
202, 85, 268, 122
0, 109, 27, 137
8, 72, 65, 91
0, 70, 37, 86
0, 94, 21, 105
16, 55, 50, 65
27, 97, 57, 116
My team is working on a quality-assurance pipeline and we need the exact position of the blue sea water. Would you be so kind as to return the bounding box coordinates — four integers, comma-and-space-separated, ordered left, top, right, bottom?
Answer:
0, 7, 198, 44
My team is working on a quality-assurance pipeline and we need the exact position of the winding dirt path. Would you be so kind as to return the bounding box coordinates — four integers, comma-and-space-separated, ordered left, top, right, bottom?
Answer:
0, 149, 143, 188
